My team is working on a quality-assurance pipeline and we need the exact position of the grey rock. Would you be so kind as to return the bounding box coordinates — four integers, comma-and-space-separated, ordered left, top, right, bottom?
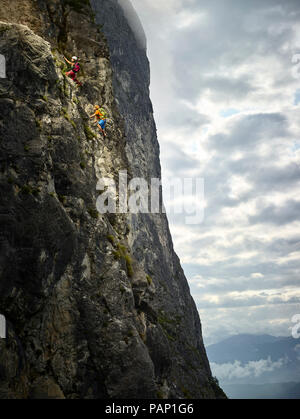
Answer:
0, 0, 226, 399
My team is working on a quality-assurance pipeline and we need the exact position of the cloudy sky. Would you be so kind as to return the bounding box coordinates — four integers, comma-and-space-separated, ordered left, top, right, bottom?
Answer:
130, 0, 300, 345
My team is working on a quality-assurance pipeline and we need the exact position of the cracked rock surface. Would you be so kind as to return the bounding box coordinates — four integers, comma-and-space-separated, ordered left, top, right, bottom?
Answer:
0, 0, 226, 399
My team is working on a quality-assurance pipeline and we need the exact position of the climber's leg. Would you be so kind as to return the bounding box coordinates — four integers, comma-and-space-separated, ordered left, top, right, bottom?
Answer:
66, 70, 76, 80
75, 77, 82, 86
97, 119, 106, 137
97, 124, 106, 137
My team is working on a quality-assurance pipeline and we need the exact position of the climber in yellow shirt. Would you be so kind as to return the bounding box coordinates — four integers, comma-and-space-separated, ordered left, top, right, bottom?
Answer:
90, 105, 107, 137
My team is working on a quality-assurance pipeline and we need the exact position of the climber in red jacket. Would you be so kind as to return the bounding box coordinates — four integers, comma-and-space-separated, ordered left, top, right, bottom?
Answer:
64, 55, 82, 86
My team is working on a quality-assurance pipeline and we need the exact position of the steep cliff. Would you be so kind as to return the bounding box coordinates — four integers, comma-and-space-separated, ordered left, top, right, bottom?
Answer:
0, 0, 226, 399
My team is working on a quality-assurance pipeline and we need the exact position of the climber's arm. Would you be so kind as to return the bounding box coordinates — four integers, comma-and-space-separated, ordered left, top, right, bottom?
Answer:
64, 56, 72, 65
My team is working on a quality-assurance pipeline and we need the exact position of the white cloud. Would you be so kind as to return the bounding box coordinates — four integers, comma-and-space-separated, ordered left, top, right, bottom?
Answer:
294, 344, 300, 360
211, 357, 288, 381
251, 273, 264, 279
228, 175, 253, 200
174, 10, 207, 30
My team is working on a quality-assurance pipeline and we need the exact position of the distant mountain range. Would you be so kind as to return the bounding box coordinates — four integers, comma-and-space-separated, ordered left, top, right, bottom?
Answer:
207, 334, 300, 365
207, 334, 300, 399
221, 382, 300, 399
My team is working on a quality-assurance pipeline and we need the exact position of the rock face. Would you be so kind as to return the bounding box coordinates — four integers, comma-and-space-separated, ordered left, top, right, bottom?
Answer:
0, 0, 226, 399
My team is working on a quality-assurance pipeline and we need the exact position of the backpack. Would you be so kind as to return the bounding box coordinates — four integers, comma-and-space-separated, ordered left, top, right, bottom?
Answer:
99, 108, 107, 119
72, 62, 80, 73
